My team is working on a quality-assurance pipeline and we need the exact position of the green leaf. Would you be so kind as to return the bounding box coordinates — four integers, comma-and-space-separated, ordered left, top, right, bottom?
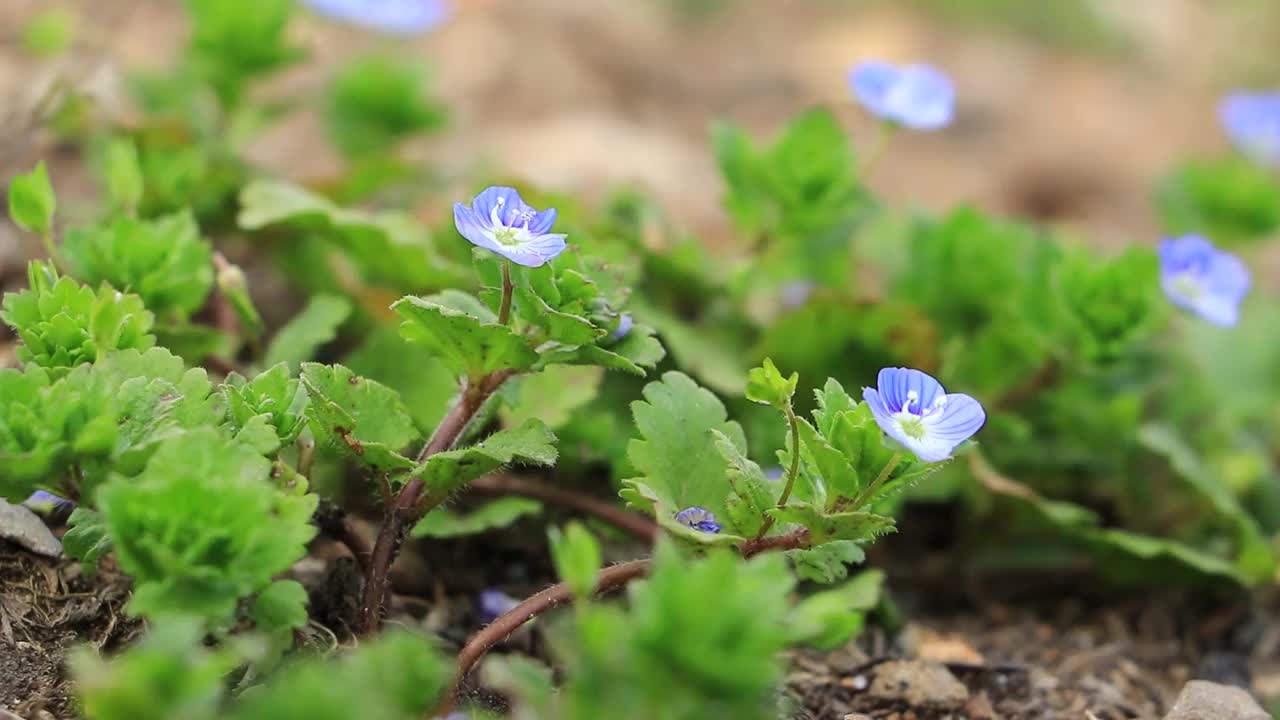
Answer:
252, 579, 309, 633
712, 429, 777, 538
222, 362, 308, 448
238, 179, 466, 290
393, 294, 538, 381
416, 419, 557, 500
411, 497, 543, 538
1138, 424, 1275, 583
1156, 156, 1280, 246
8, 162, 56, 235
787, 541, 866, 584
1, 262, 155, 376
794, 417, 858, 501
767, 502, 896, 544
21, 8, 76, 58
325, 54, 447, 157
234, 413, 283, 455
788, 569, 884, 649
1082, 528, 1249, 589
184, 0, 302, 108
634, 301, 747, 395
300, 363, 419, 475
63, 507, 112, 571
227, 632, 451, 720
73, 619, 233, 720
63, 210, 214, 321
620, 372, 748, 544
548, 521, 602, 600
264, 294, 351, 371
103, 138, 144, 212
343, 326, 457, 433
745, 358, 797, 411
97, 429, 318, 622
500, 365, 603, 430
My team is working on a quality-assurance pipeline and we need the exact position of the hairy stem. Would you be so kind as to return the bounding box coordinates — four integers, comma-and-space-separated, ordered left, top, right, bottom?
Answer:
851, 452, 902, 510
357, 369, 517, 635
497, 263, 514, 326
468, 474, 658, 543
438, 528, 812, 714
753, 407, 801, 540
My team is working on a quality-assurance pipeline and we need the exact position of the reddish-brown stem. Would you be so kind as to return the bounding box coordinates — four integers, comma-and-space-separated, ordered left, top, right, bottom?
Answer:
468, 474, 658, 543
357, 369, 517, 634
438, 527, 812, 714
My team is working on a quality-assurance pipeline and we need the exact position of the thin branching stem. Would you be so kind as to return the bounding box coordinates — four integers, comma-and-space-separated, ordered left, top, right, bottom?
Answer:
851, 452, 902, 510
753, 406, 801, 540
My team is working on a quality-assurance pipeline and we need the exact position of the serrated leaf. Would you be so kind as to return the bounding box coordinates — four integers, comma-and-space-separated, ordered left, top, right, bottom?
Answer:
300, 363, 419, 475
712, 429, 777, 537
222, 362, 307, 448
235, 413, 282, 455
63, 507, 112, 571
8, 161, 56, 234
411, 497, 543, 538
767, 502, 896, 544
513, 286, 602, 345
787, 541, 866, 584
813, 378, 857, 437
795, 417, 859, 501
63, 210, 213, 320
342, 326, 457, 433
393, 295, 537, 381
98, 429, 318, 622
745, 358, 797, 410
264, 294, 351, 371
622, 372, 747, 522
416, 419, 557, 501
1, 263, 155, 376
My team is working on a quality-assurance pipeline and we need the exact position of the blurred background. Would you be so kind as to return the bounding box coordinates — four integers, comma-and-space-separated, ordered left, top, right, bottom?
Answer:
2, 0, 1280, 263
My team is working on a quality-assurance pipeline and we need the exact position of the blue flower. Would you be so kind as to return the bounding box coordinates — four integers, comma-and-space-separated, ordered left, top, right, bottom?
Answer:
477, 588, 520, 622
862, 368, 985, 463
1219, 92, 1280, 167
780, 281, 816, 310
848, 61, 954, 130
675, 506, 722, 534
1159, 235, 1250, 327
24, 491, 72, 512
611, 313, 634, 340
454, 187, 568, 268
303, 0, 450, 36
764, 466, 784, 481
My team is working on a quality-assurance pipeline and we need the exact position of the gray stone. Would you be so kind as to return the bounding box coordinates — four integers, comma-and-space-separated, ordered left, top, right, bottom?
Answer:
1164, 680, 1271, 720
0, 498, 62, 558
867, 659, 969, 709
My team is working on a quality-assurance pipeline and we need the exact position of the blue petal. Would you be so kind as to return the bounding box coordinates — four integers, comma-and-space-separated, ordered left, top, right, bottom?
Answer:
304, 0, 450, 35
888, 64, 954, 130
501, 233, 568, 268
924, 393, 986, 445
1219, 92, 1280, 166
1205, 249, 1251, 299
471, 186, 524, 225
454, 203, 499, 252
875, 367, 944, 413
527, 208, 558, 234
849, 61, 900, 114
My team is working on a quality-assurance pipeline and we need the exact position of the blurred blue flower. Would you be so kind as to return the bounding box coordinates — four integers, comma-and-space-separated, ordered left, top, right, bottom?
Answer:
779, 280, 815, 310
764, 466, 784, 481
477, 589, 520, 623
1159, 235, 1250, 327
611, 313, 634, 340
675, 506, 722, 533
454, 186, 568, 268
1219, 92, 1280, 167
24, 491, 72, 512
304, 0, 450, 35
863, 368, 985, 463
848, 61, 954, 130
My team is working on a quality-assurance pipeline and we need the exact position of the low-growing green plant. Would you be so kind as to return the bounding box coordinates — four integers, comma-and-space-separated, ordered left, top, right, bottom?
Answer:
2, 4, 1278, 718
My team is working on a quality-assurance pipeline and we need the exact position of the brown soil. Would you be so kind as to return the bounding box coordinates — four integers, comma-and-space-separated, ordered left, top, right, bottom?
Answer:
0, 544, 140, 719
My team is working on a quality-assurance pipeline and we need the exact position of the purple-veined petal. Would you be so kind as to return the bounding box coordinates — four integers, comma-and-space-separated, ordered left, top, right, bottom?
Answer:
922, 393, 986, 445
527, 208, 558, 234
454, 203, 499, 251
470, 186, 523, 224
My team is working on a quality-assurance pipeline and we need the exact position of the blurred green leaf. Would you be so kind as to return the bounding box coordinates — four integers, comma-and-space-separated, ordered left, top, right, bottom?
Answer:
411, 497, 543, 538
